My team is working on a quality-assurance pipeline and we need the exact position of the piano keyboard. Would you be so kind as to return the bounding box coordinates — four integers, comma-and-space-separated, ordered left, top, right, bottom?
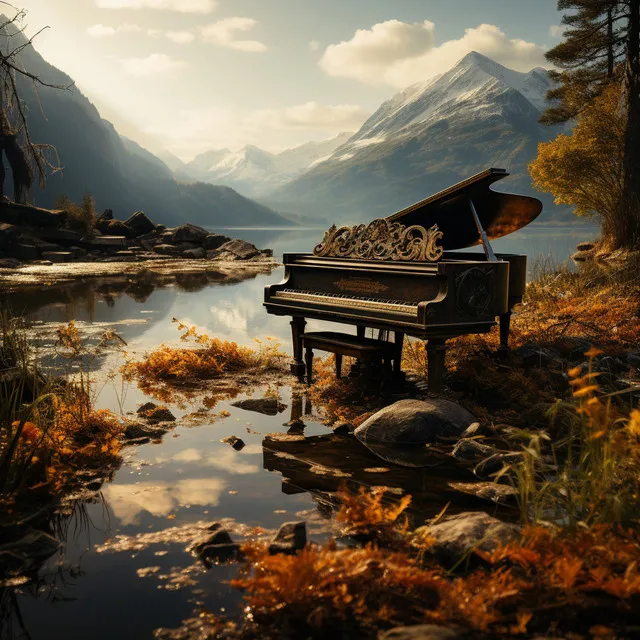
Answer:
273, 289, 419, 316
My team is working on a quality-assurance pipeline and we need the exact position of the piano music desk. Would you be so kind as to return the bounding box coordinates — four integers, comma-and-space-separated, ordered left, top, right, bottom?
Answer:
301, 331, 400, 385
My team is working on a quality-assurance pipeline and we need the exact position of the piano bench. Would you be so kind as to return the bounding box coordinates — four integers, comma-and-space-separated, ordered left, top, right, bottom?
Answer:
301, 331, 399, 385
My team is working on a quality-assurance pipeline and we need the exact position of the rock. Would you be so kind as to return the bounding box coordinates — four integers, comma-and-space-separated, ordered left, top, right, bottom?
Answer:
89, 236, 128, 248
515, 343, 563, 368
176, 242, 201, 252
576, 241, 596, 252
555, 336, 594, 362
418, 512, 520, 566
203, 233, 230, 250
68, 246, 87, 259
231, 397, 286, 416
123, 420, 170, 440
522, 402, 579, 436
0, 202, 66, 227
105, 220, 136, 239
171, 224, 208, 245
156, 224, 166, 233
451, 439, 496, 462
153, 243, 181, 256
183, 247, 206, 259
627, 352, 640, 370
124, 211, 155, 236
222, 435, 245, 451
41, 251, 73, 263
473, 452, 522, 481
268, 521, 307, 555
448, 481, 518, 505
40, 228, 85, 246
380, 625, 463, 639
0, 530, 61, 574
7, 242, 39, 261
145, 406, 176, 424
210, 238, 261, 260
98, 209, 114, 223
332, 421, 354, 435
137, 402, 158, 415
0, 257, 20, 268
354, 399, 476, 466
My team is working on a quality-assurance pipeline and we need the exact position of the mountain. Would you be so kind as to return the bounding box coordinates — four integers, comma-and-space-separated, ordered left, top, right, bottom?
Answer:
1, 18, 288, 227
265, 52, 567, 223
182, 132, 353, 197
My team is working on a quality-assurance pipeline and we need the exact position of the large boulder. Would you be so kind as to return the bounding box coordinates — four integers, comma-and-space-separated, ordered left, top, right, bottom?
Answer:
209, 238, 261, 260
105, 220, 136, 239
354, 399, 476, 467
171, 223, 209, 245
203, 233, 230, 250
416, 512, 520, 566
124, 211, 155, 236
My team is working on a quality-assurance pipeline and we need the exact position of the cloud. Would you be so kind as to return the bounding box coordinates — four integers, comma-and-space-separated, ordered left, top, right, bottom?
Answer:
166, 30, 196, 44
319, 20, 549, 87
120, 53, 189, 76
104, 478, 226, 525
146, 101, 370, 157
254, 101, 370, 130
96, 0, 217, 13
201, 17, 267, 52
549, 24, 564, 38
88, 23, 141, 37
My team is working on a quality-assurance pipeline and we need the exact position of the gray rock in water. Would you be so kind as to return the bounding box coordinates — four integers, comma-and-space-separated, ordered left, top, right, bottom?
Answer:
451, 439, 496, 462
210, 238, 260, 260
193, 524, 242, 565
123, 420, 169, 441
231, 397, 286, 416
137, 401, 157, 415
145, 406, 176, 424
203, 233, 230, 250
417, 512, 520, 566
153, 243, 181, 256
380, 625, 463, 639
222, 435, 245, 451
269, 521, 307, 555
354, 399, 476, 467
171, 223, 208, 245
473, 452, 522, 482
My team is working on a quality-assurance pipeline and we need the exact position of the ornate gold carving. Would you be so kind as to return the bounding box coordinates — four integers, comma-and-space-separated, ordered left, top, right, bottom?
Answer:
335, 277, 389, 295
313, 218, 444, 262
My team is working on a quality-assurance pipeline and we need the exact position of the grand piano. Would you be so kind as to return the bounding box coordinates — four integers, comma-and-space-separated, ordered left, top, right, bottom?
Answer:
264, 168, 542, 391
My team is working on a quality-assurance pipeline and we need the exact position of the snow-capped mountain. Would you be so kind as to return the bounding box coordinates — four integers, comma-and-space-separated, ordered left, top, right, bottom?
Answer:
182, 132, 353, 197
265, 52, 566, 223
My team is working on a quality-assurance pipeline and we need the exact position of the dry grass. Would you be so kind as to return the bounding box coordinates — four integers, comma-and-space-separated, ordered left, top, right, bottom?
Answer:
121, 320, 286, 406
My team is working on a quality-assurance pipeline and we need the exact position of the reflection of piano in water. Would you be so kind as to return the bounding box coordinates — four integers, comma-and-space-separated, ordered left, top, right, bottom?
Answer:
264, 168, 542, 390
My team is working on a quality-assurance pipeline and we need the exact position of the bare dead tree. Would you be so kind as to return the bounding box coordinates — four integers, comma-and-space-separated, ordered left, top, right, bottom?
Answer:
0, 3, 72, 203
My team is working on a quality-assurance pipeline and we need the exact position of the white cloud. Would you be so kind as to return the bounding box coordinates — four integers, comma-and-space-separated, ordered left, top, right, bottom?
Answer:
145, 102, 370, 157
104, 478, 226, 525
166, 30, 195, 44
549, 24, 564, 38
254, 101, 370, 130
120, 52, 189, 76
97, 0, 217, 13
87, 23, 141, 37
319, 20, 549, 88
201, 17, 267, 52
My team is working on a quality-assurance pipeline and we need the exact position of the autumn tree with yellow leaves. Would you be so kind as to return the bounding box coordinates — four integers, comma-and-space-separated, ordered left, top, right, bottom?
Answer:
530, 83, 625, 249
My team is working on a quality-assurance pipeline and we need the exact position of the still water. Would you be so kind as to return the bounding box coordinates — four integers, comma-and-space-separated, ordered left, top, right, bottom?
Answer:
1, 224, 595, 639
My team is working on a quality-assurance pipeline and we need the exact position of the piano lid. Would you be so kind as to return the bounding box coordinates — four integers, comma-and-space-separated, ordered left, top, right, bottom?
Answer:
386, 168, 542, 251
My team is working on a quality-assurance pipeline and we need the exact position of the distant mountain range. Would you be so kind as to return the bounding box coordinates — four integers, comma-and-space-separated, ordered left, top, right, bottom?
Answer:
173, 132, 353, 198
1, 17, 289, 227
261, 52, 568, 223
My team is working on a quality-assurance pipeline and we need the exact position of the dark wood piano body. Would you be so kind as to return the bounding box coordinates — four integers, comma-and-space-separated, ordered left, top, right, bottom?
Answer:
263, 168, 541, 391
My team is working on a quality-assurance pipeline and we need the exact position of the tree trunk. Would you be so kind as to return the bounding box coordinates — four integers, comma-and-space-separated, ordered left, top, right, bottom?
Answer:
619, 0, 640, 248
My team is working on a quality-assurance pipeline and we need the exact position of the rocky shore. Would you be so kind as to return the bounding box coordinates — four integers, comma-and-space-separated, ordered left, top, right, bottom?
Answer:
0, 201, 273, 270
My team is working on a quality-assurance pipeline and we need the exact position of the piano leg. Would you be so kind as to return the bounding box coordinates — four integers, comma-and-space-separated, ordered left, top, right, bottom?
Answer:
305, 347, 314, 385
426, 338, 447, 393
394, 331, 406, 381
498, 310, 512, 357
350, 326, 366, 376
290, 317, 307, 381
335, 354, 342, 379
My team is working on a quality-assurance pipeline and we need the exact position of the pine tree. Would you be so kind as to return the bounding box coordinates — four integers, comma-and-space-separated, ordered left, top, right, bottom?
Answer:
541, 0, 640, 248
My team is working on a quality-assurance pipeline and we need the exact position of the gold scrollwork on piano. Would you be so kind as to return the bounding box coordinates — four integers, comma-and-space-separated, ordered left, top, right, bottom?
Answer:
313, 219, 444, 262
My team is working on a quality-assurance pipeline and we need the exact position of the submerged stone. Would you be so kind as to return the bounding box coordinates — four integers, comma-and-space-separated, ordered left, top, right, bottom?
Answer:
222, 435, 245, 451
231, 397, 286, 416
268, 521, 307, 555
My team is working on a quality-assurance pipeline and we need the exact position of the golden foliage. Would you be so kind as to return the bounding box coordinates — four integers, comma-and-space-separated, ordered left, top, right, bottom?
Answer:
122, 321, 286, 405
529, 83, 627, 247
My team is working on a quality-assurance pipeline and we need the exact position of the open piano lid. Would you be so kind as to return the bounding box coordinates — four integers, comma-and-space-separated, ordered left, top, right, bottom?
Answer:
386, 168, 543, 251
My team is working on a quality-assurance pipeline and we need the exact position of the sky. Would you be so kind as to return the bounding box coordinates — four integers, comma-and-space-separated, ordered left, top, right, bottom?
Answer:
11, 0, 565, 161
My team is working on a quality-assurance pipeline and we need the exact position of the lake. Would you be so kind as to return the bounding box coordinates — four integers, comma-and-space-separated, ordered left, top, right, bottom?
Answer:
0, 223, 595, 639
